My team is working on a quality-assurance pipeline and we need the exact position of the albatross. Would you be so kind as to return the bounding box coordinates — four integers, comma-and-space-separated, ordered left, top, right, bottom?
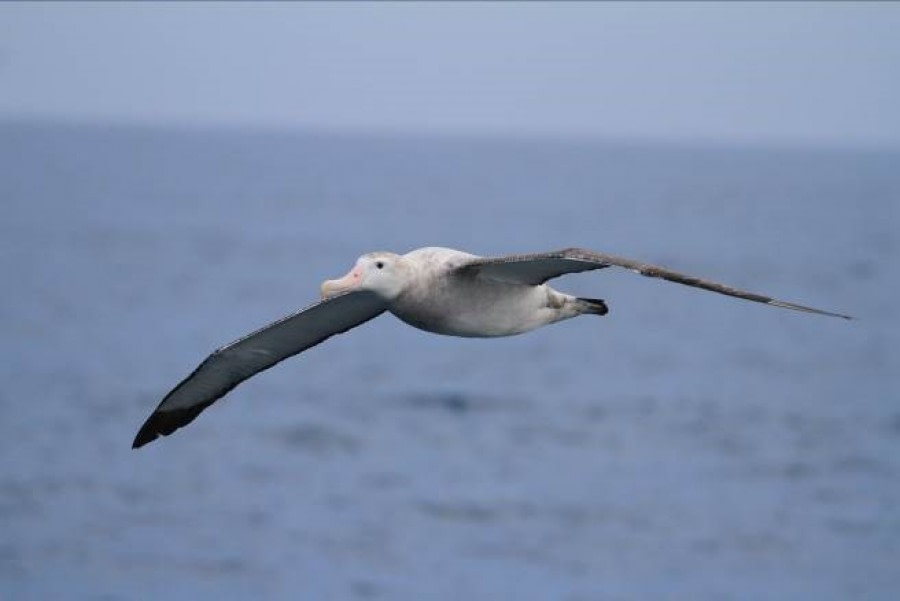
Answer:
133, 246, 850, 448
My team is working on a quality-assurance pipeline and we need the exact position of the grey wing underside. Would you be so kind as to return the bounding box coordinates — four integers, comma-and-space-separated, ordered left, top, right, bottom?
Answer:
132, 290, 386, 448
456, 247, 851, 320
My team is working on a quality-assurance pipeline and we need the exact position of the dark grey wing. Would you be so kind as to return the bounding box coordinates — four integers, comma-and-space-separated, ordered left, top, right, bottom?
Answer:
455, 249, 606, 285
133, 290, 387, 448
456, 247, 851, 319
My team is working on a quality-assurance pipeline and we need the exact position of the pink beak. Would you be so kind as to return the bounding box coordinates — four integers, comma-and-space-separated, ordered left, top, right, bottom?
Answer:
321, 266, 362, 298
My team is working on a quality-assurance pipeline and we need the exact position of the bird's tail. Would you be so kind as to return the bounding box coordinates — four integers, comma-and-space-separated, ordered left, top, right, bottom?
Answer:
575, 297, 609, 316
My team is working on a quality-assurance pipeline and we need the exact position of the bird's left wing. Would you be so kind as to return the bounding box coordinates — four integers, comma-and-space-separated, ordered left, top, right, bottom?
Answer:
133, 290, 386, 448
455, 247, 851, 319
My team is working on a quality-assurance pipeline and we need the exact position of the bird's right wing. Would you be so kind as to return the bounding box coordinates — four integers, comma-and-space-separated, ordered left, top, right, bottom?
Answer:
133, 290, 386, 448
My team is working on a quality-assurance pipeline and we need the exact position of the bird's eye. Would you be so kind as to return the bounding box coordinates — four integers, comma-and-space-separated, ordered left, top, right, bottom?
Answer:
375, 261, 384, 269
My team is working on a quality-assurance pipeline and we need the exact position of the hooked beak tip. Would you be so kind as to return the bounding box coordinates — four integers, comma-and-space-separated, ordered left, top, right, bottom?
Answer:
321, 271, 358, 298
321, 280, 337, 299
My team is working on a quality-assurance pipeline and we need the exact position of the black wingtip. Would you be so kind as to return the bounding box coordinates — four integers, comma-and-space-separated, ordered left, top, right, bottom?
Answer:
131, 404, 208, 449
132, 413, 168, 449
766, 299, 853, 320
132, 429, 157, 449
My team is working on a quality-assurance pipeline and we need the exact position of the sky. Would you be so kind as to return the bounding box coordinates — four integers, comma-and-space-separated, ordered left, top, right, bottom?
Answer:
1, 2, 899, 146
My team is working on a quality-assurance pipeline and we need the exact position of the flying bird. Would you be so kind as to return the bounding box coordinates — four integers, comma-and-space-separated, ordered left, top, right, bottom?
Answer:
133, 247, 850, 448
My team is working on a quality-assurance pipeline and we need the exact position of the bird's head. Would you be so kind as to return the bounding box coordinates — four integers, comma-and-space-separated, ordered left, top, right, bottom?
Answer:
321, 252, 408, 301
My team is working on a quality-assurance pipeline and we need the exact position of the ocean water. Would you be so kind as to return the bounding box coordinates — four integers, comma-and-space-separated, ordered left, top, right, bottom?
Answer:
1, 121, 897, 600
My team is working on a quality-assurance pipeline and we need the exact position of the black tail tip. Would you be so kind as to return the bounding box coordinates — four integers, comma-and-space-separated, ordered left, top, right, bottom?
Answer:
577, 297, 609, 316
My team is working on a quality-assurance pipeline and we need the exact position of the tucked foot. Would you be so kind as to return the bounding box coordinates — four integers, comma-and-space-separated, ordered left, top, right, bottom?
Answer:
576, 297, 609, 316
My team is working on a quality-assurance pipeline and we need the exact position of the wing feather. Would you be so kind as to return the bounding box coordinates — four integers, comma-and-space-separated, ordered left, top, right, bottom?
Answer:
132, 290, 386, 448
457, 247, 851, 319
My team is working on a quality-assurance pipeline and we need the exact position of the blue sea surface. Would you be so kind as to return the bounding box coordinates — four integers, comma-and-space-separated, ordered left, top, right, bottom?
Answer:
1, 121, 897, 600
